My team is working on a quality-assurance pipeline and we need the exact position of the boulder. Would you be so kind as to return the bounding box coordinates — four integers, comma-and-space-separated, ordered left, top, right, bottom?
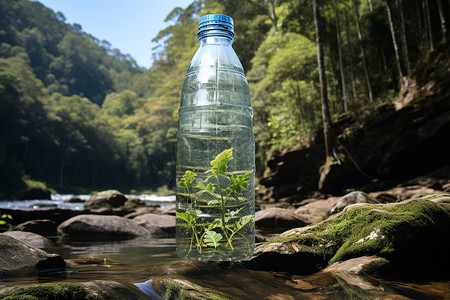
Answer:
15, 187, 51, 200
0, 208, 82, 226
323, 256, 389, 275
123, 197, 146, 210
250, 199, 450, 276
294, 197, 340, 224
58, 214, 149, 239
3, 231, 53, 248
124, 206, 162, 218
255, 207, 309, 233
84, 190, 127, 210
330, 191, 379, 214
133, 213, 175, 238
0, 234, 65, 275
12, 219, 58, 236
0, 281, 148, 300
65, 196, 85, 203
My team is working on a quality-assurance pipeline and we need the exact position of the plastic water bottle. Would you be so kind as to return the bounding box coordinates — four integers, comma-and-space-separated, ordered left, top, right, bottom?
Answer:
176, 14, 255, 261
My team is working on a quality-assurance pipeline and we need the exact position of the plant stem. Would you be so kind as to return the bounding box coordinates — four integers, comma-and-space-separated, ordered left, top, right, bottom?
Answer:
217, 175, 233, 250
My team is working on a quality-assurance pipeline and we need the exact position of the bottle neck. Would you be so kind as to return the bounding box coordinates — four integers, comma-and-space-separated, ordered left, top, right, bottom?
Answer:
198, 34, 234, 45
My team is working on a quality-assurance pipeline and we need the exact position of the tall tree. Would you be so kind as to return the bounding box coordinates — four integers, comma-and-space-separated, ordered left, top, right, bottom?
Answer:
333, 0, 347, 112
351, 0, 373, 101
386, 0, 404, 82
398, 0, 411, 76
313, 0, 337, 159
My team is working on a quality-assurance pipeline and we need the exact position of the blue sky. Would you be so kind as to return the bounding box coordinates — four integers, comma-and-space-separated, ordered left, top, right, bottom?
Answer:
37, 0, 194, 68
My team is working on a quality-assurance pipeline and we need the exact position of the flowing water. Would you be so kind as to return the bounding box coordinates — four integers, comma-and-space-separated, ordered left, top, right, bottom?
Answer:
0, 196, 449, 299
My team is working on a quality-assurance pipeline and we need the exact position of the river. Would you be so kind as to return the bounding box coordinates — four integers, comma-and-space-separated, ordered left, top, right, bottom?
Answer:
0, 195, 449, 299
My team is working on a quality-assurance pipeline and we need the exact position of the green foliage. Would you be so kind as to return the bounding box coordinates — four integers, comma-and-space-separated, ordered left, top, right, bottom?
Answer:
0, 212, 12, 227
0, 0, 446, 192
176, 148, 254, 253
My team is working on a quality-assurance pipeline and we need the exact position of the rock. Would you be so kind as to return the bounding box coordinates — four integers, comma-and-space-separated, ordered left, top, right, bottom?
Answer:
3, 231, 53, 248
65, 196, 85, 203
0, 234, 65, 275
84, 190, 127, 210
255, 207, 309, 233
250, 199, 450, 276
330, 191, 379, 214
123, 197, 146, 210
160, 204, 176, 216
0, 281, 148, 300
12, 219, 58, 236
133, 213, 175, 238
15, 187, 51, 200
318, 157, 359, 194
138, 277, 231, 300
124, 206, 162, 218
58, 214, 149, 239
323, 256, 389, 275
0, 208, 82, 226
294, 197, 339, 224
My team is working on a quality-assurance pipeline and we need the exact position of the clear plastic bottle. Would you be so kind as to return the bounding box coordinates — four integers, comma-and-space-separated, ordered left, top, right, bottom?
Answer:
176, 14, 255, 261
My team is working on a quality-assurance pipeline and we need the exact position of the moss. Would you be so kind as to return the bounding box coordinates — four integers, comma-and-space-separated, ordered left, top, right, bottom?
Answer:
160, 279, 230, 300
0, 283, 104, 300
264, 200, 449, 271
361, 257, 391, 274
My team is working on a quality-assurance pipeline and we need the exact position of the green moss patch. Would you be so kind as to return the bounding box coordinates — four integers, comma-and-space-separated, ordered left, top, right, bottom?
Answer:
159, 278, 230, 300
0, 283, 103, 300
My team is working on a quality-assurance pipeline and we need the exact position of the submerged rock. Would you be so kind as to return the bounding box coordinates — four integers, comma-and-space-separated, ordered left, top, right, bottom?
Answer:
84, 190, 127, 210
0, 281, 148, 300
250, 199, 450, 276
133, 213, 175, 238
58, 214, 149, 239
3, 230, 53, 248
0, 234, 65, 275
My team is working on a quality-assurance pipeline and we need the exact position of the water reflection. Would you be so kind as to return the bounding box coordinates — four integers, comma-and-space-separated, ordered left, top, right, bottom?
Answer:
1, 238, 448, 299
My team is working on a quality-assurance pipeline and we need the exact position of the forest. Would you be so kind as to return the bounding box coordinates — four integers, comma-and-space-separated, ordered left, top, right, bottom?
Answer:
0, 0, 448, 193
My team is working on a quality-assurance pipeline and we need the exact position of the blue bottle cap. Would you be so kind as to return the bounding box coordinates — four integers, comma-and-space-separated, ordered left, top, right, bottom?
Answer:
198, 14, 234, 40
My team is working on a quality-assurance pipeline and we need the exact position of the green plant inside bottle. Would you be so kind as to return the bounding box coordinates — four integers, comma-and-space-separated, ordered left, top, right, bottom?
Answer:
176, 148, 254, 260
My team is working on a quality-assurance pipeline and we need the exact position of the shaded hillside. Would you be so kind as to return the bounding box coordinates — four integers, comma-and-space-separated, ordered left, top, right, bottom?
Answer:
259, 43, 450, 201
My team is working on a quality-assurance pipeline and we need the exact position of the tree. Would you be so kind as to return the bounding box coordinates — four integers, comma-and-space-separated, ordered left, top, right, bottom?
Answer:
313, 0, 337, 160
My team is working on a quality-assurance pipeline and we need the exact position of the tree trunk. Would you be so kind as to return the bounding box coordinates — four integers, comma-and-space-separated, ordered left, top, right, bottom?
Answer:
313, 0, 337, 160
415, 0, 427, 51
398, 0, 411, 76
344, 10, 358, 101
352, 0, 373, 101
437, 0, 447, 42
386, 0, 404, 82
268, 0, 279, 34
424, 0, 434, 51
367, 0, 373, 12
333, 0, 348, 112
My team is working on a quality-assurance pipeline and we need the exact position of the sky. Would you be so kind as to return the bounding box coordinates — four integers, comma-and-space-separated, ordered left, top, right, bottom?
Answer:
36, 0, 194, 68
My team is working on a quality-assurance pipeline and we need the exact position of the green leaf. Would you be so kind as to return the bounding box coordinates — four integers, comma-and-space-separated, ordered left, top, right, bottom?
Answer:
0, 220, 6, 225
196, 182, 215, 193
203, 230, 223, 248
178, 170, 196, 188
176, 212, 197, 226
208, 148, 233, 177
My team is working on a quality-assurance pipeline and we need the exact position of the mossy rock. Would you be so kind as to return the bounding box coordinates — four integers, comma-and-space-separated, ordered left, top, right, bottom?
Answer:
0, 281, 148, 300
251, 199, 450, 275
145, 277, 231, 300
0, 283, 103, 300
